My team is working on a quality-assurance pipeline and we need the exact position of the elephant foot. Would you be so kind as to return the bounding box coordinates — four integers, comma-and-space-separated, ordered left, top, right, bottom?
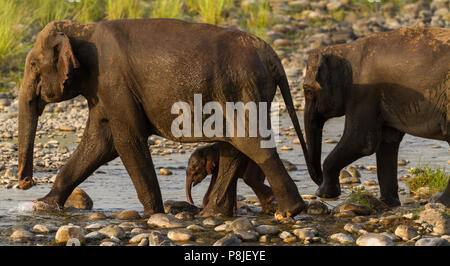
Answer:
198, 208, 230, 218
315, 182, 341, 199
32, 197, 62, 211
436, 194, 450, 207
18, 177, 35, 190
260, 196, 276, 214
274, 200, 306, 221
380, 196, 401, 207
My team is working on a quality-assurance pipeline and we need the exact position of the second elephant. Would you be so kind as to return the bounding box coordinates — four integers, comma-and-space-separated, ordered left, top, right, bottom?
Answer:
302, 26, 449, 207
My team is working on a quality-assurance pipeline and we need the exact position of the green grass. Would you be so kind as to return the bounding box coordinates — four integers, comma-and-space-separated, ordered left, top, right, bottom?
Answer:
32, 0, 73, 28
343, 190, 389, 213
0, 0, 33, 66
73, 0, 105, 24
106, 0, 143, 20
407, 166, 449, 197
196, 0, 226, 25
241, 0, 272, 40
151, 0, 183, 19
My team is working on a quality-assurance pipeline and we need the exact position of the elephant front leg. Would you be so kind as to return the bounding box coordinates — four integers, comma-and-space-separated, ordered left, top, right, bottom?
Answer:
35, 114, 118, 210
201, 172, 218, 208
200, 143, 246, 217
317, 118, 381, 199
376, 128, 404, 207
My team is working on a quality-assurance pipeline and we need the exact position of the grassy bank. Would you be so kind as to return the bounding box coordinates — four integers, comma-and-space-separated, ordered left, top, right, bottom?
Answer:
407, 166, 449, 198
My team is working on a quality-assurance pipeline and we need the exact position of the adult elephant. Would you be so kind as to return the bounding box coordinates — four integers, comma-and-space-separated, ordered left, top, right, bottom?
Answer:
17, 19, 310, 218
302, 26, 449, 207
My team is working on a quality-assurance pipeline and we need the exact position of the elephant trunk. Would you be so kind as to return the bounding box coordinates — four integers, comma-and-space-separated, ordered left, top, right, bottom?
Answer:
186, 175, 195, 205
304, 99, 325, 186
17, 80, 40, 189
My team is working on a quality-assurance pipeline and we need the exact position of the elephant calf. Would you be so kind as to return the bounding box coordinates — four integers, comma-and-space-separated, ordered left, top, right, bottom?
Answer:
302, 26, 449, 207
186, 143, 274, 212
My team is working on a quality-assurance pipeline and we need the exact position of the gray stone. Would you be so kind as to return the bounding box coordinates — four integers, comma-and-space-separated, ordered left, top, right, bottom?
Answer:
330, 233, 354, 245
234, 230, 259, 242
98, 224, 126, 239
111, 210, 141, 220
167, 228, 193, 242
415, 237, 450, 246
99, 241, 118, 246
394, 225, 419, 241
229, 217, 254, 232
32, 224, 50, 234
55, 225, 85, 245
256, 225, 281, 235
293, 228, 317, 240
149, 231, 176, 246
202, 217, 220, 227
307, 200, 329, 215
147, 213, 187, 229
163, 200, 200, 215
129, 233, 152, 244
64, 188, 93, 210
356, 233, 394, 246
88, 212, 107, 220
84, 231, 104, 241
138, 238, 149, 246
10, 229, 34, 243
343, 223, 367, 235
213, 234, 243, 246
419, 204, 450, 235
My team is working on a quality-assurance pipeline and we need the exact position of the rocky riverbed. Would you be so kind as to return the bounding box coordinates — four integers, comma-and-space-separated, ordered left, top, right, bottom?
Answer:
0, 0, 449, 246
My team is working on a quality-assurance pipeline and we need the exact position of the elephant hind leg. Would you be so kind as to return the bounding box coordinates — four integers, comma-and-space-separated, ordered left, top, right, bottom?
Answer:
242, 160, 274, 212
230, 138, 306, 219
376, 127, 404, 207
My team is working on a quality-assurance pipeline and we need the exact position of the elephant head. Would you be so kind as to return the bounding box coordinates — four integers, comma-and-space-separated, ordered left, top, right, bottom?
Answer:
185, 145, 218, 205
17, 22, 81, 189
302, 52, 352, 185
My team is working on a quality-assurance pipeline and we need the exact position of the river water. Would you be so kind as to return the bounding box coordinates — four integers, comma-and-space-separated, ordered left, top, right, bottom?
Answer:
0, 113, 448, 245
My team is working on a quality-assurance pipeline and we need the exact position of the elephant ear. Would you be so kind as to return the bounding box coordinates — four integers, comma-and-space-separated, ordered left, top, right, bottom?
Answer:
315, 54, 352, 110
54, 32, 80, 94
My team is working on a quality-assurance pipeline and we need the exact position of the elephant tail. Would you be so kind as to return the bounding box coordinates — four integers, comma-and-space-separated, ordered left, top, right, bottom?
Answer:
276, 64, 311, 171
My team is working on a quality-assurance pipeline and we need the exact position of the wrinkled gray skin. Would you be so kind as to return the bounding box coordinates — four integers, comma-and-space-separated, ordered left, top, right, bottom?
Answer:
18, 19, 310, 218
303, 26, 450, 207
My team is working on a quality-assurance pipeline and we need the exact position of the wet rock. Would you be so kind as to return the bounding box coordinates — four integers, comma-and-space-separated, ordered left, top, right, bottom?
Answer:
338, 203, 371, 216
147, 213, 187, 229
279, 231, 294, 240
129, 233, 152, 244
214, 223, 230, 232
10, 229, 34, 243
55, 225, 85, 245
32, 224, 50, 234
306, 200, 329, 215
167, 228, 193, 242
235, 230, 259, 242
380, 232, 400, 242
98, 224, 126, 239
131, 228, 146, 235
213, 234, 242, 246
202, 217, 220, 227
344, 223, 367, 235
85, 223, 104, 230
256, 225, 281, 235
394, 225, 419, 241
330, 233, 354, 245
415, 237, 450, 246
175, 211, 194, 220
138, 238, 149, 246
186, 224, 205, 232
293, 228, 317, 241
111, 210, 141, 220
339, 169, 361, 184
163, 200, 200, 215
85, 231, 104, 241
64, 188, 93, 210
418, 203, 450, 235
149, 231, 176, 246
118, 221, 142, 231
99, 241, 118, 246
229, 217, 254, 232
356, 233, 394, 246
